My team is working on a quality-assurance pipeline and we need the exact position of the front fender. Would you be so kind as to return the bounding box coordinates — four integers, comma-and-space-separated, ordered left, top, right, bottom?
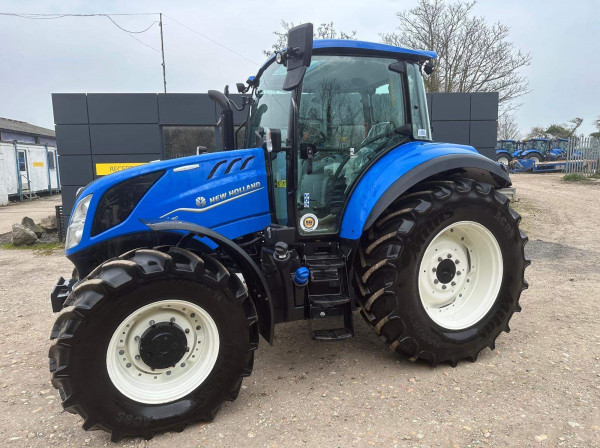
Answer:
519, 150, 543, 159
339, 142, 510, 239
145, 220, 274, 344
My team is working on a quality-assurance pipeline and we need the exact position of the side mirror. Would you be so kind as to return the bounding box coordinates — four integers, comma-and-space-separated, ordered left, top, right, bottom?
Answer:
236, 82, 246, 93
262, 128, 282, 153
283, 23, 313, 91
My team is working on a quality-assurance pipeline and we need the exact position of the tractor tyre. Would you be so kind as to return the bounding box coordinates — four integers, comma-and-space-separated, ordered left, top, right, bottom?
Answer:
495, 153, 512, 168
353, 179, 529, 366
49, 247, 258, 442
525, 153, 543, 164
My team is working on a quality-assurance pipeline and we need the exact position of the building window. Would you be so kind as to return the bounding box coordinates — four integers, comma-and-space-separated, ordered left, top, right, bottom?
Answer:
18, 151, 26, 172
162, 126, 217, 159
1, 131, 36, 144
48, 151, 56, 169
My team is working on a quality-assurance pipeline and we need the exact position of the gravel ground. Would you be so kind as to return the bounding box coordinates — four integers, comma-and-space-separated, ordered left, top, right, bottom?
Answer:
0, 173, 599, 447
0, 195, 62, 234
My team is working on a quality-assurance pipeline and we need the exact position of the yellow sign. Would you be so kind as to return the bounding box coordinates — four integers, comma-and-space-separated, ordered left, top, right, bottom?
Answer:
96, 163, 146, 176
33, 161, 44, 167
275, 179, 287, 188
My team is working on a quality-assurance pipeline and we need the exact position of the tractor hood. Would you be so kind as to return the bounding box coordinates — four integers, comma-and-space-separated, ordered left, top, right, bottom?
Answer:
65, 148, 271, 256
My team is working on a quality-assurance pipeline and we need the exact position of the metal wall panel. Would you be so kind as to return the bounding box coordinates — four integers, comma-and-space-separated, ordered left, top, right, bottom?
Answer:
431, 93, 471, 121
158, 94, 217, 124
55, 125, 91, 155
52, 93, 88, 125
431, 120, 471, 146
58, 155, 93, 186
470, 121, 498, 148
470, 92, 499, 121
89, 124, 162, 155
87, 94, 159, 124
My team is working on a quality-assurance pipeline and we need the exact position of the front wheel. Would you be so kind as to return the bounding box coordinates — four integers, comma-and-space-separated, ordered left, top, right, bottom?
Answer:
354, 179, 529, 366
496, 153, 512, 167
525, 153, 543, 164
49, 247, 258, 441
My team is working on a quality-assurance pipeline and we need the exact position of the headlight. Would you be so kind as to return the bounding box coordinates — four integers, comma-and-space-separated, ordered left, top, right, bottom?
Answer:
65, 194, 92, 250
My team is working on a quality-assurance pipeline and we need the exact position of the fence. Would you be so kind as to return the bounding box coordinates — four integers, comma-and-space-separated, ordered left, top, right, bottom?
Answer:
565, 136, 600, 177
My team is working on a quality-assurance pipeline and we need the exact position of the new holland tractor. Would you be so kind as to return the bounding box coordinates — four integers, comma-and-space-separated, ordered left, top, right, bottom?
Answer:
48, 24, 529, 441
495, 139, 519, 167
513, 138, 549, 163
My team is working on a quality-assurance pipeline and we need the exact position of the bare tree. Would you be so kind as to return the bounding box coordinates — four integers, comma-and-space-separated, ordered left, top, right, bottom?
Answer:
381, 0, 531, 111
264, 21, 357, 57
497, 113, 521, 140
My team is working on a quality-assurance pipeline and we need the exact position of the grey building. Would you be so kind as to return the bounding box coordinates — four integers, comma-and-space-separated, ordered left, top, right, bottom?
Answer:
0, 117, 57, 147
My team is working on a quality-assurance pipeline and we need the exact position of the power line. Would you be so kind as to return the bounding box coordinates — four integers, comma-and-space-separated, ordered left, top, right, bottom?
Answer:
104, 15, 157, 34
163, 14, 260, 66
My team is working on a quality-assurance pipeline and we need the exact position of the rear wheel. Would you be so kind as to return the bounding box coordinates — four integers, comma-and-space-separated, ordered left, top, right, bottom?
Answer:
354, 179, 529, 366
49, 247, 258, 441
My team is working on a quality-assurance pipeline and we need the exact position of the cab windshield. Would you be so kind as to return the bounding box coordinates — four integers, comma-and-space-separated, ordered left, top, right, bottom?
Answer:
500, 141, 517, 153
531, 140, 548, 153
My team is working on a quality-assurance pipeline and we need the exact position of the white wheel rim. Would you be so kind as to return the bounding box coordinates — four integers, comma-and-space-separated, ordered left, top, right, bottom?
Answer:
418, 221, 503, 330
531, 157, 540, 164
106, 299, 220, 404
498, 157, 509, 166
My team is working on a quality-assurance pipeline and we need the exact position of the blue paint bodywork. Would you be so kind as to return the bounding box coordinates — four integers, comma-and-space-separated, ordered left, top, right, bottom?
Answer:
339, 141, 494, 239
259, 39, 437, 74
66, 148, 270, 256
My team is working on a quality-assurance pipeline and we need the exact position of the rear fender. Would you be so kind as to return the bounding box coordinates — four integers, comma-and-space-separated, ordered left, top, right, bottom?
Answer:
145, 220, 274, 344
340, 142, 511, 239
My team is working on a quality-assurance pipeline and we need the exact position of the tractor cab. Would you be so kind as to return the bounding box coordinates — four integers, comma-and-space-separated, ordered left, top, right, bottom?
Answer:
515, 138, 549, 163
245, 32, 434, 236
495, 139, 518, 167
547, 138, 569, 161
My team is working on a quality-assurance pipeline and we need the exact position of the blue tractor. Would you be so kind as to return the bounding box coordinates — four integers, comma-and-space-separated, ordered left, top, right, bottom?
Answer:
547, 138, 569, 161
495, 139, 519, 167
48, 24, 529, 441
513, 138, 550, 164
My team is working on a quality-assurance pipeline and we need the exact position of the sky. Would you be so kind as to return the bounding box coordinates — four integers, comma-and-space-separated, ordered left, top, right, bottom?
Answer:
0, 0, 598, 136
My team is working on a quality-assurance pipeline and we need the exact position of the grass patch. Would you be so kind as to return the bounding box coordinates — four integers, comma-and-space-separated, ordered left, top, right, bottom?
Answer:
562, 173, 590, 182
0, 241, 64, 255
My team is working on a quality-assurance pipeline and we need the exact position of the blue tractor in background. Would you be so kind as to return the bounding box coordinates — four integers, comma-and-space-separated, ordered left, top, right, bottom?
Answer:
512, 138, 549, 164
548, 138, 570, 160
495, 139, 519, 167
48, 24, 529, 441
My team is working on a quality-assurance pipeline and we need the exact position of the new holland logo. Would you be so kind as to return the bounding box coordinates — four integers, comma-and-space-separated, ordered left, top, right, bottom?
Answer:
160, 182, 264, 218
300, 213, 318, 232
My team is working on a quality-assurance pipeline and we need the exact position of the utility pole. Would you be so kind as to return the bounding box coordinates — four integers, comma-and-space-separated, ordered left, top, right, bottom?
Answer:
159, 13, 167, 93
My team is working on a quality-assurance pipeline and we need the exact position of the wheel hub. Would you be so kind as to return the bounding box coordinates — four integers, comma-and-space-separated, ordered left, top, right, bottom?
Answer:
418, 221, 503, 330
436, 258, 457, 284
139, 322, 188, 369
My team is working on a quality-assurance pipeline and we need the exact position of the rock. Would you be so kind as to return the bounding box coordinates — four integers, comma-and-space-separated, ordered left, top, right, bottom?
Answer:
11, 224, 38, 246
40, 215, 57, 232
21, 217, 44, 238
535, 434, 548, 442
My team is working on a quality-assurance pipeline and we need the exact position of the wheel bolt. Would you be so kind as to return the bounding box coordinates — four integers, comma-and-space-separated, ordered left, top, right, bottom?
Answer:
447, 254, 452, 259
180, 363, 186, 368
134, 336, 140, 342
438, 257, 443, 262
186, 347, 190, 352
432, 267, 437, 273
451, 281, 456, 286
119, 350, 124, 355
126, 363, 131, 368
196, 325, 201, 330
190, 313, 196, 318
170, 317, 176, 323
135, 355, 141, 360
457, 271, 461, 276
166, 371, 171, 376
442, 285, 447, 290
434, 279, 439, 284
455, 260, 460, 265
185, 328, 190, 334
149, 320, 155, 326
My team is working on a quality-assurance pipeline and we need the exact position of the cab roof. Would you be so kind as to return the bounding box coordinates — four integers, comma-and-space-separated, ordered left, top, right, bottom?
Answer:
258, 39, 437, 75
313, 39, 437, 60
